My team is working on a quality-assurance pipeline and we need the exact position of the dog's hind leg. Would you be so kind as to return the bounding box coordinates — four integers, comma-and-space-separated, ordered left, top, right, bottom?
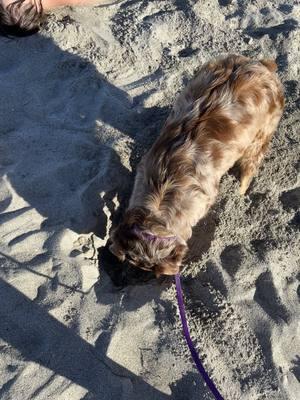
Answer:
239, 127, 276, 195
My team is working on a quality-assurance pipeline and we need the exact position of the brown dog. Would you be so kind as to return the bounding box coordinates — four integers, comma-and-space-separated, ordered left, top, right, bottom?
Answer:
109, 55, 284, 276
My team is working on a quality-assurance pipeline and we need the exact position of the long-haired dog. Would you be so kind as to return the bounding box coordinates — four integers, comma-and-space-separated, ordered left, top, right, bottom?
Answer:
110, 55, 284, 276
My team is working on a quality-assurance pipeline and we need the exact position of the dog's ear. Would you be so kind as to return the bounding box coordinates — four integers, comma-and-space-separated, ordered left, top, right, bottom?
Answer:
168, 242, 187, 268
109, 243, 126, 262
260, 59, 277, 72
123, 207, 150, 227
155, 241, 187, 277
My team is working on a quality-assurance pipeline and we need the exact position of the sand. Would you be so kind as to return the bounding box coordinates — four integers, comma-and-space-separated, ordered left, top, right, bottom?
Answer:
0, 0, 299, 399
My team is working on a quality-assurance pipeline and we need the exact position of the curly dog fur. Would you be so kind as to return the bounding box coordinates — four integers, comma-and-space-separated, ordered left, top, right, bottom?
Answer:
110, 54, 284, 276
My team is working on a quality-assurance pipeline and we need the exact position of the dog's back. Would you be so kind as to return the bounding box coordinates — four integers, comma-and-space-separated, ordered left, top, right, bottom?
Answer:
141, 55, 284, 200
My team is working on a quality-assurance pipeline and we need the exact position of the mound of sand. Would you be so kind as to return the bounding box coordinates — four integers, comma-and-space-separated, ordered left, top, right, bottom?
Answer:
0, 1, 299, 399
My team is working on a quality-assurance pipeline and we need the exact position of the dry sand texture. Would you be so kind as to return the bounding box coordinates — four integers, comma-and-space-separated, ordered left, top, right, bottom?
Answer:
0, 0, 299, 399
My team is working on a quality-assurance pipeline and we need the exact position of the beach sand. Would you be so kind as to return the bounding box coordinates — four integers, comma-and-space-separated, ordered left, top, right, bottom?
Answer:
0, 0, 299, 399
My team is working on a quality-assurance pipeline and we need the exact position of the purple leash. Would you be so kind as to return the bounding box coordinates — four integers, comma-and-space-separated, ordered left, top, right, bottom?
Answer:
175, 273, 224, 400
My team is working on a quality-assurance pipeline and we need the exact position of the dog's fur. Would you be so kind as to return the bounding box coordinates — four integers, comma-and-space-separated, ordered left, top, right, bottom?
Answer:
110, 55, 284, 276
0, 0, 43, 37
